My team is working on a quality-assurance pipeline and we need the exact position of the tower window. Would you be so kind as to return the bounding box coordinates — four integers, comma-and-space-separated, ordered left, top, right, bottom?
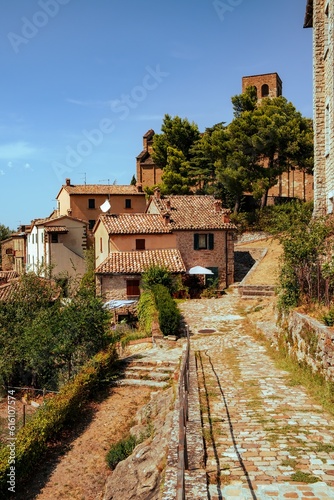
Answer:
88, 198, 95, 209
261, 84, 269, 98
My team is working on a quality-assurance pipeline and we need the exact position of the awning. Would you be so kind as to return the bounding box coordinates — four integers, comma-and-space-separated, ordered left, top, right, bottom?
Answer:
188, 266, 214, 275
103, 299, 137, 309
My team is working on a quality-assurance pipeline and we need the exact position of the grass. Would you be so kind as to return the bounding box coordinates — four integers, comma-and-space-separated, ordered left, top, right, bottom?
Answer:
290, 471, 320, 483
242, 315, 334, 418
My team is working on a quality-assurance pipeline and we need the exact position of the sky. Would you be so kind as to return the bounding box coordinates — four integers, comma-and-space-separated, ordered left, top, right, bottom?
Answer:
0, 0, 312, 230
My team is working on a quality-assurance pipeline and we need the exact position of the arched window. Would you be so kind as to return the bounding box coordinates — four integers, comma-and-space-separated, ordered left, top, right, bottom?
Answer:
261, 84, 269, 97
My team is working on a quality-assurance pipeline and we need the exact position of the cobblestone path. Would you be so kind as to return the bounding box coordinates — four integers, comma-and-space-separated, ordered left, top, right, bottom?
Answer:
179, 292, 334, 500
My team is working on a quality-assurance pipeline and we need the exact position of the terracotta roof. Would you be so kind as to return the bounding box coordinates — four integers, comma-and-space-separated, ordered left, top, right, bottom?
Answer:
59, 184, 144, 196
148, 195, 236, 230
96, 249, 186, 274
44, 226, 69, 233
100, 213, 172, 234
0, 271, 19, 282
0, 279, 20, 301
0, 277, 61, 302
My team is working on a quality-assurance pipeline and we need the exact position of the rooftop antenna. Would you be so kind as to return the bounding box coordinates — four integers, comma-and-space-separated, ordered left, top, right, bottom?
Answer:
78, 172, 86, 185
99, 178, 110, 185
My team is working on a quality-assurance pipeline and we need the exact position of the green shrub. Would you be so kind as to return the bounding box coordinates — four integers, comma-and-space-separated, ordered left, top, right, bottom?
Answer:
106, 434, 137, 469
0, 346, 117, 495
152, 285, 181, 336
137, 291, 157, 335
321, 307, 334, 326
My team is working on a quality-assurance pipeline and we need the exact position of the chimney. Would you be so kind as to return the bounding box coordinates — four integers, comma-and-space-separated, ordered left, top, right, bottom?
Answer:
214, 200, 222, 213
154, 187, 161, 199
136, 183, 143, 193
223, 210, 231, 223
65, 178, 71, 186
166, 199, 171, 210
163, 212, 170, 225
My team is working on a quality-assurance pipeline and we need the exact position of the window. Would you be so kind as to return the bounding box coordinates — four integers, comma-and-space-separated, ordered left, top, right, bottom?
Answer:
125, 198, 132, 209
41, 232, 44, 243
51, 233, 58, 243
100, 237, 103, 253
194, 233, 214, 250
32, 234, 34, 244
88, 198, 95, 209
126, 279, 140, 296
89, 220, 96, 230
136, 239, 145, 250
261, 84, 269, 98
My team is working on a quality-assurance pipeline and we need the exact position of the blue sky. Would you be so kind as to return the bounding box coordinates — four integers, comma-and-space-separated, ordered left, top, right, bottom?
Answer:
0, 0, 312, 230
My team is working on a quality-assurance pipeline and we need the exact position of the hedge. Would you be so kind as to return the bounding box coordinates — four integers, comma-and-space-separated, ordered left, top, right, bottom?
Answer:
0, 345, 117, 495
152, 285, 181, 336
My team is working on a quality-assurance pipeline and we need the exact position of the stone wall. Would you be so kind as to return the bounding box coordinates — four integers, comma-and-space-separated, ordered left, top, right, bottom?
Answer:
282, 311, 334, 381
311, 0, 334, 216
175, 230, 234, 288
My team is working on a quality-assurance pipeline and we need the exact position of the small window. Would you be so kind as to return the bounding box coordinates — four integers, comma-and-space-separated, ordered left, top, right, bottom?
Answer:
194, 233, 214, 250
261, 84, 269, 98
32, 234, 34, 244
88, 198, 95, 209
126, 279, 140, 296
89, 220, 96, 230
125, 199, 132, 209
51, 233, 58, 243
5, 248, 13, 255
41, 232, 44, 243
100, 237, 103, 253
136, 239, 145, 250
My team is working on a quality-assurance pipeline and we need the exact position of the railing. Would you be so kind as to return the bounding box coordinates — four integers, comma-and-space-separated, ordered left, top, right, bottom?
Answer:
176, 324, 190, 500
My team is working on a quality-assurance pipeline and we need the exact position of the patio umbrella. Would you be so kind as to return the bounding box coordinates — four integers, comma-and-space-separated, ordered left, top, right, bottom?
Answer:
188, 266, 214, 275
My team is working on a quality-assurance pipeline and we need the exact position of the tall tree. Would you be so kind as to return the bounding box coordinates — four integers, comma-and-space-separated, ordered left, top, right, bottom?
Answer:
216, 96, 314, 210
152, 114, 200, 168
0, 224, 13, 242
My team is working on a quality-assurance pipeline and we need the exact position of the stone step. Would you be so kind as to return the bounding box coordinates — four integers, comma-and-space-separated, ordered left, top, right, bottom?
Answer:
115, 378, 169, 388
123, 370, 170, 381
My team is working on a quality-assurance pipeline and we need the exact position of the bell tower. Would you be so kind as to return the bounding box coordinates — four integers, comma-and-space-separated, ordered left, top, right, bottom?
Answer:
242, 73, 283, 100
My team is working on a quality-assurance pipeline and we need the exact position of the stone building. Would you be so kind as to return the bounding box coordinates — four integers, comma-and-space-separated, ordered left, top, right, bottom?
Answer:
304, 0, 334, 216
135, 74, 313, 205
242, 72, 283, 101
242, 73, 314, 205
136, 129, 163, 187
56, 179, 147, 245
94, 191, 236, 300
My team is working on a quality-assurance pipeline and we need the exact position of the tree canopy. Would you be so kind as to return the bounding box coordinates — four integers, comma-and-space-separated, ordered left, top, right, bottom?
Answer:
151, 93, 313, 212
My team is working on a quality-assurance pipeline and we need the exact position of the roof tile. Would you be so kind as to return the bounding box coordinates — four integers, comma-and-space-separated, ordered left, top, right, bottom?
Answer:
96, 249, 186, 274
62, 184, 144, 195
148, 195, 236, 230
100, 213, 171, 234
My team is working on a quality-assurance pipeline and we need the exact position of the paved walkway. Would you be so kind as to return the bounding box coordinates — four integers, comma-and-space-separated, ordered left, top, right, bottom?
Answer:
179, 291, 334, 500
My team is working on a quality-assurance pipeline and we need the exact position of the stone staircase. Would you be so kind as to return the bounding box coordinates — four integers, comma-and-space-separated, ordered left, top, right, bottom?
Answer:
238, 284, 276, 297
115, 348, 182, 389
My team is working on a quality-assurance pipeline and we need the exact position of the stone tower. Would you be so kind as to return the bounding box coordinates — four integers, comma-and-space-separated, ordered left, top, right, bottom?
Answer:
242, 73, 283, 100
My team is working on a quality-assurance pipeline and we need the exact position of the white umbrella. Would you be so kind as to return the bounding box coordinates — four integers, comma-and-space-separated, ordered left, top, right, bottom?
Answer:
188, 266, 214, 275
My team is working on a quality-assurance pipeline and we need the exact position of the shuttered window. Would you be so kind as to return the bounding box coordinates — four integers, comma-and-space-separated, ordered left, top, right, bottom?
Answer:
194, 233, 214, 250
126, 280, 140, 296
